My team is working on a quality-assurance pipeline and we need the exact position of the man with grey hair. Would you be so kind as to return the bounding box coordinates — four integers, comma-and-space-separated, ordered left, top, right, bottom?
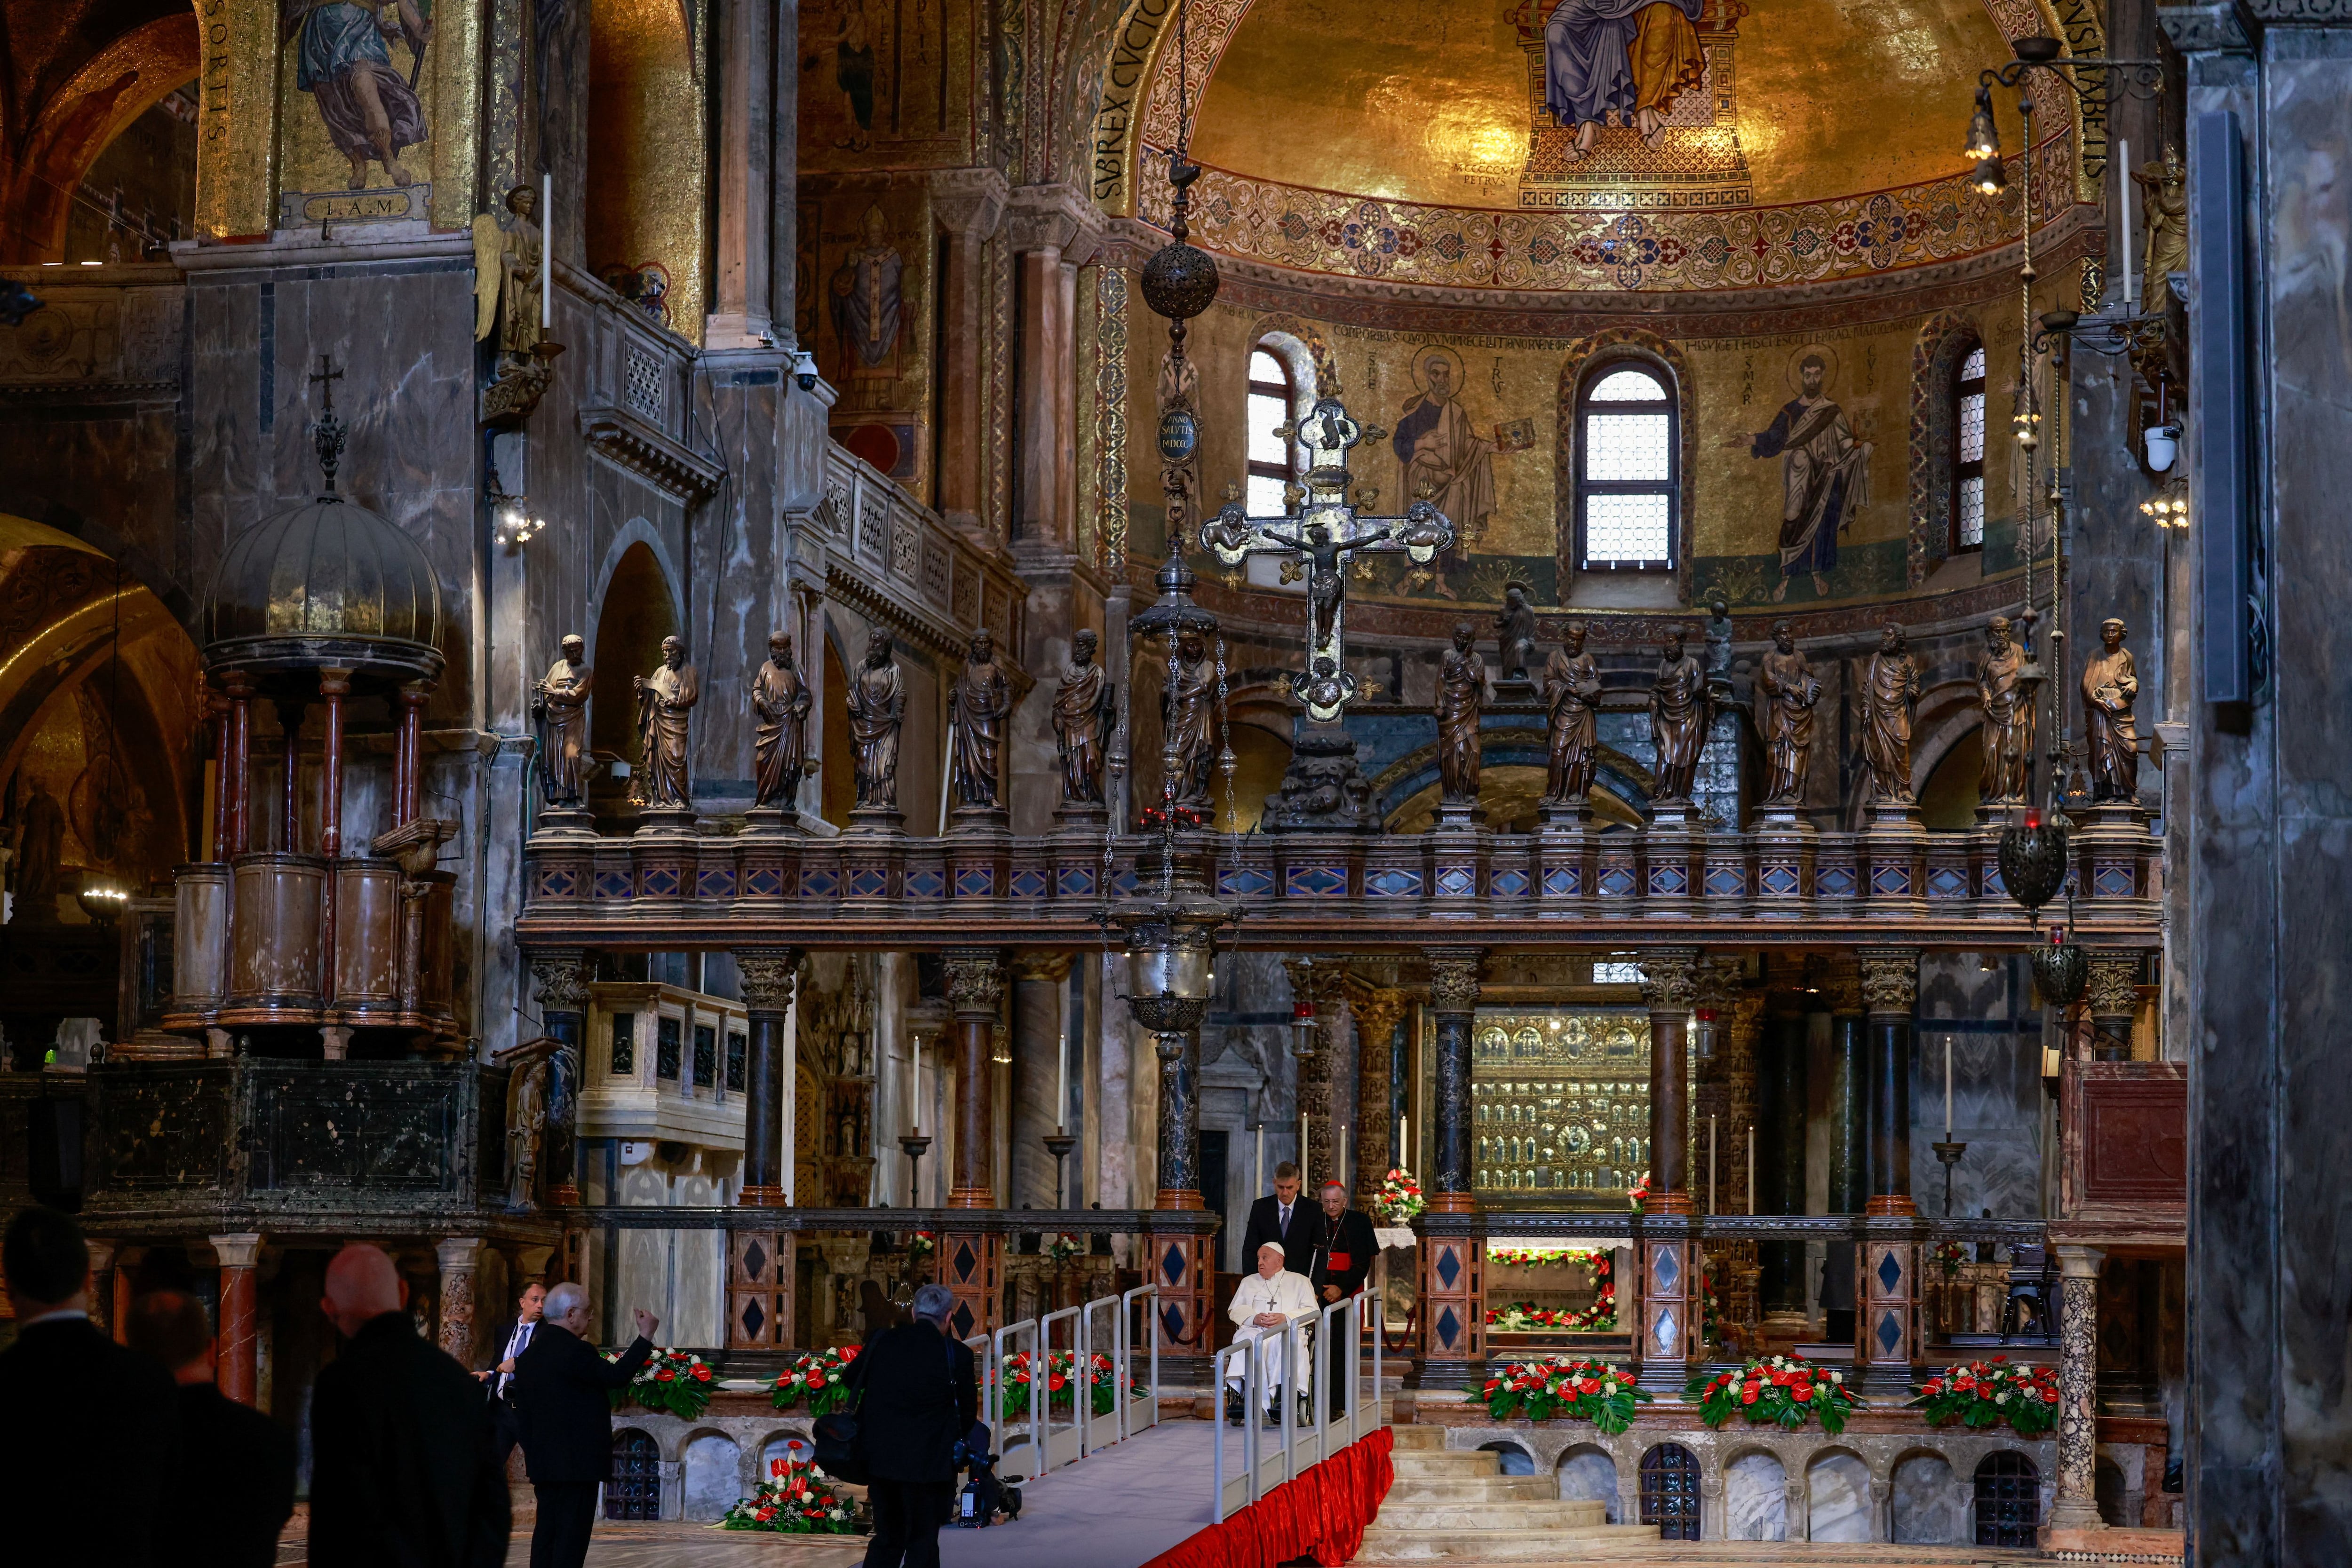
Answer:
512, 1282, 658, 1568
1226, 1241, 1317, 1425
846, 1278, 978, 1567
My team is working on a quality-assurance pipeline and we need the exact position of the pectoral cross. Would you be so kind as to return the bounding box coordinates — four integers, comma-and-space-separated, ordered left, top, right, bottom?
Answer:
1200, 395, 1454, 721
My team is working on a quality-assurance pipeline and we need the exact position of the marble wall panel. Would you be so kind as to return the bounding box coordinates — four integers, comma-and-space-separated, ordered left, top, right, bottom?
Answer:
682, 1432, 743, 1519
1913, 953, 2044, 1219
1478, 1441, 1537, 1476
1556, 1444, 1622, 1522
1891, 1451, 1964, 1543
1724, 1450, 1788, 1540
1805, 1449, 1871, 1542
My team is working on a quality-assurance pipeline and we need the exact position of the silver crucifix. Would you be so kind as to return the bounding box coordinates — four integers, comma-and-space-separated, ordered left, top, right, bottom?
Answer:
1200, 395, 1453, 721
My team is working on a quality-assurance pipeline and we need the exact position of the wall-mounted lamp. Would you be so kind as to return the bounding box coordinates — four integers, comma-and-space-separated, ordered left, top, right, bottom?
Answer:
2139, 480, 2189, 528
487, 465, 544, 547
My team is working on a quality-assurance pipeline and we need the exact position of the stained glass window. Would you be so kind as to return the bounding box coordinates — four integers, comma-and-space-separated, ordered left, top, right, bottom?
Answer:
1955, 344, 1987, 551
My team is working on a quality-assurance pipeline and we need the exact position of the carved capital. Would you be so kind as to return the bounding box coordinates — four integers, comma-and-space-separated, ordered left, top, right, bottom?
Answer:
931, 166, 1010, 243
1283, 957, 1344, 1006
531, 950, 590, 1014
1014, 951, 1075, 984
2084, 951, 2145, 1021
1005, 182, 1101, 261
1426, 948, 1484, 1014
1695, 954, 1743, 1011
208, 1233, 265, 1270
1857, 948, 1920, 1017
435, 1236, 485, 1274
943, 949, 1006, 1015
737, 948, 799, 1013
1637, 948, 1701, 1012
1349, 984, 1408, 1043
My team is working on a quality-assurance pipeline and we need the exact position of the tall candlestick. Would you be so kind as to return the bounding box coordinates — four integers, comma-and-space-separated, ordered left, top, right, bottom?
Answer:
1057, 1030, 1068, 1133
2117, 138, 2132, 308
540, 172, 552, 328
1708, 1115, 1717, 1216
1944, 1036, 1954, 1137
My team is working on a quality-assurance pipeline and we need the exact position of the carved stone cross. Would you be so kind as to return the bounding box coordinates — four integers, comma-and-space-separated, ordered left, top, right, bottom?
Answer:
1199, 395, 1453, 720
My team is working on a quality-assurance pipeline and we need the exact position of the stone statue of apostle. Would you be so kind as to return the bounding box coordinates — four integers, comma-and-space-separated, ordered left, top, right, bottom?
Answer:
1165, 628, 1219, 807
1542, 622, 1604, 803
848, 626, 904, 810
1436, 619, 1489, 805
1494, 581, 1539, 682
1649, 631, 1709, 806
532, 633, 592, 806
2082, 617, 2140, 803
1978, 615, 2035, 805
629, 635, 698, 808
1052, 629, 1116, 804
1757, 620, 1820, 807
1861, 620, 1922, 805
950, 628, 1013, 810
751, 630, 814, 809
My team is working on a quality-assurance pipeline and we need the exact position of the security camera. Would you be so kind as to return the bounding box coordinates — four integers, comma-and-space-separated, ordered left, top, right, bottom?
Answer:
792, 347, 819, 393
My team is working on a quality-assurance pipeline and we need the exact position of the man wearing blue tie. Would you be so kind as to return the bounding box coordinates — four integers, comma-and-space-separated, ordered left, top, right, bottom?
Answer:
477, 1279, 546, 1463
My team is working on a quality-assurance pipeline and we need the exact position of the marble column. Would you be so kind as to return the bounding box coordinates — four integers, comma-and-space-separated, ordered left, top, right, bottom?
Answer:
435, 1237, 484, 1368
1637, 949, 1701, 1395
1152, 1025, 1202, 1206
930, 172, 1008, 536
530, 949, 589, 1205
1418, 950, 1485, 1384
736, 949, 796, 1206
1757, 1001, 1809, 1315
85, 1238, 116, 1339
211, 1234, 263, 1405
1859, 948, 1920, 1213
224, 672, 254, 855
939, 950, 1005, 1342
1283, 958, 1339, 1188
2049, 1243, 2107, 1533
1351, 987, 1406, 1199
2086, 951, 2143, 1062
1007, 185, 1093, 550
1011, 953, 1073, 1210
706, 0, 775, 346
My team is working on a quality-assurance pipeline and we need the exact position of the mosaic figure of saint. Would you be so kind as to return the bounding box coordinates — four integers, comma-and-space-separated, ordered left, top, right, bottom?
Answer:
829, 206, 904, 405
281, 0, 433, 190
1544, 0, 1705, 158
1392, 346, 1494, 595
1729, 350, 1873, 602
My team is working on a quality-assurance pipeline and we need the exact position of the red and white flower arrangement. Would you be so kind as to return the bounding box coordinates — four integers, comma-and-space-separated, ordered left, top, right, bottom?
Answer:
1909, 1354, 2060, 1437
1690, 1354, 1861, 1434
1931, 1240, 1971, 1277
907, 1230, 937, 1258
1372, 1168, 1425, 1225
998, 1349, 1075, 1418
605, 1346, 715, 1419
769, 1344, 861, 1415
1482, 1248, 1615, 1330
721, 1458, 863, 1534
1473, 1356, 1650, 1433
1627, 1173, 1653, 1213
1043, 1232, 1086, 1262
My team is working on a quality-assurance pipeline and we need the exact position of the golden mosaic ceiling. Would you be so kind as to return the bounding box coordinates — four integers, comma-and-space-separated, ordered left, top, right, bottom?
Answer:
1185, 0, 2019, 211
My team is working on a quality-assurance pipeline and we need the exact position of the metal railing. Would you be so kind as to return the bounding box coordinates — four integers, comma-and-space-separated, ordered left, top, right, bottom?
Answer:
1212, 1291, 1384, 1523
975, 1286, 1162, 1483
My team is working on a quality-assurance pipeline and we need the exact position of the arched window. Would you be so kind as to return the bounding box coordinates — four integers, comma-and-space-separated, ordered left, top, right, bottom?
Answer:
607, 1430, 662, 1520
1246, 346, 1296, 515
1952, 344, 1987, 553
1640, 1442, 1703, 1539
1576, 362, 1677, 570
1972, 1450, 2040, 1547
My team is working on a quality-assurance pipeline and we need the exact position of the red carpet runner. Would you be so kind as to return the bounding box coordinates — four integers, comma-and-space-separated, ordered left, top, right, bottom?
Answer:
1140, 1427, 1395, 1568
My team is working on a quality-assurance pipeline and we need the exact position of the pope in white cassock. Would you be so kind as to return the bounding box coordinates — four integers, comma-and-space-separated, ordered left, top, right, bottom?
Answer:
1226, 1242, 1319, 1423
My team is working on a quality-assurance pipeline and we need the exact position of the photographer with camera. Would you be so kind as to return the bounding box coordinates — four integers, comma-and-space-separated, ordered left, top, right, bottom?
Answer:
845, 1282, 978, 1567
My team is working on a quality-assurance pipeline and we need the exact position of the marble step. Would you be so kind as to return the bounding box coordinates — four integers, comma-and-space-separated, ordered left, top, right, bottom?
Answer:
1390, 1424, 1449, 1451
1384, 1474, 1558, 1504
1371, 1499, 1612, 1532
1390, 1451, 1506, 1477
1354, 1523, 1654, 1561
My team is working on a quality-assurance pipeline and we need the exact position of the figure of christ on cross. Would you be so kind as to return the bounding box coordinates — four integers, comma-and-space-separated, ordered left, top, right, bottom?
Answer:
1199, 394, 1453, 721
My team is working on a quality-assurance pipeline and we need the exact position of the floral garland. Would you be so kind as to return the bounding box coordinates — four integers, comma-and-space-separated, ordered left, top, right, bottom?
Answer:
721, 1460, 864, 1533
1080, 1350, 1149, 1417
1909, 1355, 2060, 1438
1689, 1355, 1861, 1435
1372, 1168, 1425, 1225
606, 1346, 715, 1419
1473, 1357, 1651, 1433
1044, 1233, 1086, 1262
999, 1349, 1074, 1419
1482, 1249, 1616, 1330
1931, 1240, 1971, 1277
770, 1344, 861, 1415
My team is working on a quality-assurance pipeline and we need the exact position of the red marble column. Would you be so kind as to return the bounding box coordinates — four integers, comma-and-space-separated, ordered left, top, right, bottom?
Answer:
395, 683, 429, 826
210, 1234, 264, 1405
208, 687, 232, 860
939, 950, 1005, 1345
224, 672, 255, 855
435, 1238, 484, 1369
84, 1239, 116, 1340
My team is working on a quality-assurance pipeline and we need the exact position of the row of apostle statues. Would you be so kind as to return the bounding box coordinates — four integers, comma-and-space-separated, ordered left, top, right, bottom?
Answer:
523, 608, 2138, 826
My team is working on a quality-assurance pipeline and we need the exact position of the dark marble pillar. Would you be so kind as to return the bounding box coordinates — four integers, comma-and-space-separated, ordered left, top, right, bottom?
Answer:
1152, 1026, 1200, 1207
1636, 949, 1701, 1394
1010, 953, 1072, 1210
1859, 949, 1919, 1213
942, 950, 1004, 1207
1351, 989, 1405, 1200
1826, 995, 1868, 1216
211, 1233, 262, 1404
735, 949, 796, 1206
1425, 950, 1483, 1212
2050, 1243, 2106, 1531
1283, 958, 1341, 1188
1756, 1003, 1810, 1315
530, 949, 588, 1206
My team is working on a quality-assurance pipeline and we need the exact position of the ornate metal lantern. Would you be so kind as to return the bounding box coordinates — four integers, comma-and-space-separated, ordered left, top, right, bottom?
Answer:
2030, 929, 2089, 1007
1997, 808, 2072, 912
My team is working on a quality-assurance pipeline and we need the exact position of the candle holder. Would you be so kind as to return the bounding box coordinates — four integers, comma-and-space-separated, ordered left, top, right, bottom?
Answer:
1043, 1128, 1078, 1210
1931, 1139, 1967, 1216
899, 1132, 932, 1210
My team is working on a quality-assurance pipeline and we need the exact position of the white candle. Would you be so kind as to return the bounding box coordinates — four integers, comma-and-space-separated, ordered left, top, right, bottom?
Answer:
1300, 1110, 1310, 1187
1945, 1036, 1954, 1137
540, 172, 552, 328
1400, 1115, 1408, 1170
1708, 1115, 1717, 1215
1339, 1125, 1349, 1194
1057, 1031, 1068, 1134
1255, 1125, 1265, 1196
1746, 1130, 1755, 1216
911, 1042, 922, 1137
2117, 138, 2132, 308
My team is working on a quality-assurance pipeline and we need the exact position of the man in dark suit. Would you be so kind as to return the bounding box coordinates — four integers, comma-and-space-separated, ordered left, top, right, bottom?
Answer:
309, 1242, 511, 1568
126, 1288, 296, 1568
510, 1281, 658, 1568
474, 1279, 546, 1463
1239, 1160, 1325, 1288
1313, 1179, 1379, 1415
0, 1205, 181, 1567
845, 1282, 978, 1568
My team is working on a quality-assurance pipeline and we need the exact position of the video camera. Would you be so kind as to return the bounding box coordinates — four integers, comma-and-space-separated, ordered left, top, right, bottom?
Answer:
952, 1422, 1022, 1528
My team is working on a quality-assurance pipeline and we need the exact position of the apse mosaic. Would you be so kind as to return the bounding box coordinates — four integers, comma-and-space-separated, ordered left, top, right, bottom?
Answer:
1471, 1009, 1694, 1202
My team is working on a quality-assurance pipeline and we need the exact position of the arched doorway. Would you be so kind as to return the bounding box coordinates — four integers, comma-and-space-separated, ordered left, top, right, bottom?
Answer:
1973, 1450, 2040, 1547
1639, 1441, 1702, 1539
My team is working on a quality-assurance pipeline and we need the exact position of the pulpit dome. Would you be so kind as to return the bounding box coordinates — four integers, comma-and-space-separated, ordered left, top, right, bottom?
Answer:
201, 492, 445, 685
